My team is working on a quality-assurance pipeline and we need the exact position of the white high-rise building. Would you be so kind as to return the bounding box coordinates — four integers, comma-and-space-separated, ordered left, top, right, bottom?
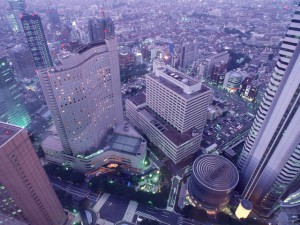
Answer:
237, 4, 300, 217
38, 39, 123, 156
126, 61, 212, 163
147, 62, 209, 133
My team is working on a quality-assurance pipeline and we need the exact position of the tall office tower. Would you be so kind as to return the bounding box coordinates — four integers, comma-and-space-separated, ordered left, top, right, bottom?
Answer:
0, 57, 30, 128
88, 18, 105, 42
21, 13, 53, 70
88, 17, 115, 43
9, 45, 36, 79
38, 39, 123, 156
7, 0, 26, 33
237, 5, 300, 217
6, 11, 21, 33
46, 8, 61, 32
0, 122, 67, 225
126, 60, 211, 163
147, 63, 210, 133
7, 0, 26, 12
179, 42, 198, 69
104, 17, 115, 39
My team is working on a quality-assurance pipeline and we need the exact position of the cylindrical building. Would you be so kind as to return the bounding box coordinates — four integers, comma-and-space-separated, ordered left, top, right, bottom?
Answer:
235, 199, 253, 219
188, 155, 239, 210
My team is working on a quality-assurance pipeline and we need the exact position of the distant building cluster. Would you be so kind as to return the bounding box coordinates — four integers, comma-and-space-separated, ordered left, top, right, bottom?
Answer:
0, 0, 300, 224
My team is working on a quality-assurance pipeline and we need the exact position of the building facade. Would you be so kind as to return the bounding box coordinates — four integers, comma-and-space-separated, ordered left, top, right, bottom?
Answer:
42, 123, 147, 174
88, 18, 105, 42
6, 0, 26, 33
88, 17, 115, 43
0, 57, 31, 128
38, 39, 123, 156
126, 61, 211, 163
0, 122, 67, 225
179, 42, 198, 69
188, 155, 239, 211
223, 70, 246, 92
237, 5, 300, 217
9, 45, 36, 79
21, 13, 53, 70
277, 189, 300, 225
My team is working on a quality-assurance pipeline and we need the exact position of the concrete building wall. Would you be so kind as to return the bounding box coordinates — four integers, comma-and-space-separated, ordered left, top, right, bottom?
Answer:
238, 6, 300, 217
0, 122, 67, 225
38, 39, 123, 155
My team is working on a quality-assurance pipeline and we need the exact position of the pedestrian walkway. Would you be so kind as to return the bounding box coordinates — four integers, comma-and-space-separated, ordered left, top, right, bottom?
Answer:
122, 201, 138, 222
93, 193, 110, 212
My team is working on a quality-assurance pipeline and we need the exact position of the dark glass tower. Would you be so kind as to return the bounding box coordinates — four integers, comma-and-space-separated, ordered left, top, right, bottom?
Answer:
88, 17, 115, 43
104, 17, 115, 39
0, 57, 30, 128
88, 18, 105, 42
8, 0, 26, 12
21, 13, 53, 70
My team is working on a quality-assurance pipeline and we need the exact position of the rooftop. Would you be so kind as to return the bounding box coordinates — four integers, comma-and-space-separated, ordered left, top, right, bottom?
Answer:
106, 133, 142, 155
76, 41, 106, 54
192, 155, 239, 191
130, 92, 146, 106
148, 73, 210, 99
0, 122, 22, 147
163, 67, 197, 86
129, 93, 198, 146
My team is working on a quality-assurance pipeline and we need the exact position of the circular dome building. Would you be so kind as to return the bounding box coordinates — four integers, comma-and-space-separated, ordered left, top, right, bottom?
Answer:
188, 155, 239, 210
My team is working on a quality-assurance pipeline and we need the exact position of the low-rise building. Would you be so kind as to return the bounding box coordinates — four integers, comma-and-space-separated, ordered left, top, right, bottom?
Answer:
42, 123, 147, 174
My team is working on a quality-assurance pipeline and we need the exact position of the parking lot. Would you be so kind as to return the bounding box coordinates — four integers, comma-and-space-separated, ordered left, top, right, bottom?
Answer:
201, 87, 255, 153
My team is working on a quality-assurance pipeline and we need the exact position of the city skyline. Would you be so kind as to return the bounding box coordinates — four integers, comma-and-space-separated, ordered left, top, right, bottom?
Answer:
0, 0, 299, 224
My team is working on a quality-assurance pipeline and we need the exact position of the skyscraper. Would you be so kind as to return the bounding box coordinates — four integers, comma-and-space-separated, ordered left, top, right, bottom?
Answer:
88, 17, 115, 43
179, 41, 198, 69
0, 122, 67, 225
6, 0, 26, 33
7, 0, 26, 12
104, 17, 115, 39
0, 57, 30, 128
38, 39, 123, 156
21, 13, 53, 70
9, 45, 36, 79
237, 5, 300, 217
88, 18, 105, 42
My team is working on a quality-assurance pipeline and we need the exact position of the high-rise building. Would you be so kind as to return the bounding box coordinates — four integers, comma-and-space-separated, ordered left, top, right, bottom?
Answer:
0, 122, 67, 225
46, 8, 61, 32
147, 62, 209, 133
88, 17, 115, 43
179, 42, 198, 69
6, 0, 26, 33
237, 5, 300, 217
0, 57, 31, 128
104, 17, 115, 39
9, 45, 36, 79
38, 39, 123, 156
21, 13, 53, 70
7, 0, 26, 12
277, 188, 300, 225
6, 11, 21, 33
126, 60, 212, 163
88, 18, 105, 42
